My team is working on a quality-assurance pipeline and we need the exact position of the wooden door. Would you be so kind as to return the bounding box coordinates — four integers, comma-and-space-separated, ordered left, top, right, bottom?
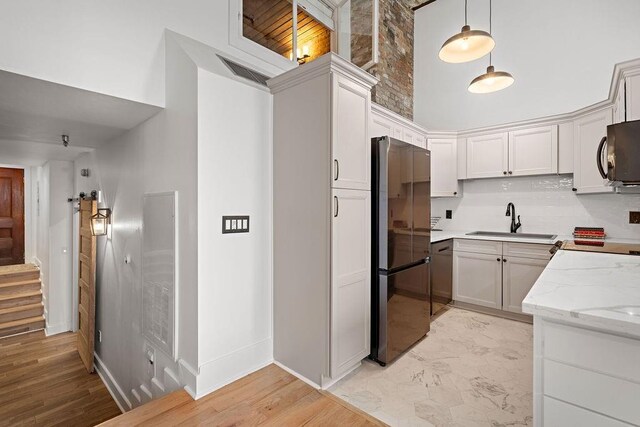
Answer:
77, 198, 97, 373
0, 168, 25, 266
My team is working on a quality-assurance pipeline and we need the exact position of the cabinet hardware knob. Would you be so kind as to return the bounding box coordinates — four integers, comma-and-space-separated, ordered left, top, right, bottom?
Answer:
503, 171, 507, 175
572, 188, 577, 192
453, 192, 457, 195
508, 171, 513, 175
503, 258, 507, 262
497, 258, 501, 262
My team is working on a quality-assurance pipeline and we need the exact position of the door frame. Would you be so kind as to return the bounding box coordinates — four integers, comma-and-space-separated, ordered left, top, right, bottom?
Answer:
0, 164, 32, 264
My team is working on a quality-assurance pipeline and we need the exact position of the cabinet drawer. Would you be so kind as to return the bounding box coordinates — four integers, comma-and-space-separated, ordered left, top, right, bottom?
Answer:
544, 359, 640, 425
543, 396, 630, 427
503, 242, 553, 260
454, 239, 502, 255
542, 320, 640, 383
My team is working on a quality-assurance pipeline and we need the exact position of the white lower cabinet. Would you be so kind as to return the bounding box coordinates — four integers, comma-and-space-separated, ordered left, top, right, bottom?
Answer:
453, 250, 502, 309
502, 256, 548, 314
331, 189, 371, 379
453, 239, 551, 314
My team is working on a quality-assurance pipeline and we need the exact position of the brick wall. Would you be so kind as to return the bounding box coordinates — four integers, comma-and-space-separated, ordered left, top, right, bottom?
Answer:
370, 0, 422, 120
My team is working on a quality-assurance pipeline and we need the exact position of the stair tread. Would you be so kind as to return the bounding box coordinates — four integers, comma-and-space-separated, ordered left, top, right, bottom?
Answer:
0, 315, 45, 329
0, 303, 43, 315
0, 279, 41, 289
0, 264, 39, 276
0, 290, 41, 301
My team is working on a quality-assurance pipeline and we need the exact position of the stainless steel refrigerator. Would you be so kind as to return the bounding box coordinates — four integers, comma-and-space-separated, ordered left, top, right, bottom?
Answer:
371, 136, 431, 366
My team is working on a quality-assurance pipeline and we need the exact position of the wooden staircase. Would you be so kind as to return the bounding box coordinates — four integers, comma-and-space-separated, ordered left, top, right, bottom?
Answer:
0, 264, 44, 338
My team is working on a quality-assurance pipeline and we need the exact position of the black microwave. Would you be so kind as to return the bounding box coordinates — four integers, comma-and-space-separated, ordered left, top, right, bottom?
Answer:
597, 119, 640, 185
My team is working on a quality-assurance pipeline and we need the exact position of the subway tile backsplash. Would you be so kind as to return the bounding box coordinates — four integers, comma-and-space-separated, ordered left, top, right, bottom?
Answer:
432, 175, 640, 239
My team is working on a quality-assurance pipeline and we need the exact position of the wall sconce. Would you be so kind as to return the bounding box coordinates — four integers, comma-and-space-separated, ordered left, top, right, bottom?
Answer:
290, 45, 310, 64
91, 208, 112, 236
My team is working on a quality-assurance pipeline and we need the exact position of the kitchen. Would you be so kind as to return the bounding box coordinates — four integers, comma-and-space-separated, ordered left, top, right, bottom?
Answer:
1, 0, 639, 426
269, 0, 640, 426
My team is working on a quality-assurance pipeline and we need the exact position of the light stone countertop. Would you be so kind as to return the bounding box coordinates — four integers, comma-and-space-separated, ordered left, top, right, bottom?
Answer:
522, 249, 640, 338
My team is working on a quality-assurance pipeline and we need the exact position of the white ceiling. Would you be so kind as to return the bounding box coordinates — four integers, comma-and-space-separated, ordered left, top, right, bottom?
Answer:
0, 69, 162, 149
0, 138, 91, 167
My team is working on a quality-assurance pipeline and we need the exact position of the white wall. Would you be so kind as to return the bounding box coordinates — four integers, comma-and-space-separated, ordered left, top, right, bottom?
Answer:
195, 70, 273, 398
432, 175, 640, 239
0, 0, 285, 107
414, 0, 640, 130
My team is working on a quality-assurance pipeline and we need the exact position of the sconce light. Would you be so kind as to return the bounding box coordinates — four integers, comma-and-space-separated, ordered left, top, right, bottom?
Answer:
290, 45, 311, 64
91, 208, 112, 236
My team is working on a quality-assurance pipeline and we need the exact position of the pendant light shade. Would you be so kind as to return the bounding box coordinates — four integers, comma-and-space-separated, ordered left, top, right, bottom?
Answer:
468, 65, 514, 93
439, 25, 495, 64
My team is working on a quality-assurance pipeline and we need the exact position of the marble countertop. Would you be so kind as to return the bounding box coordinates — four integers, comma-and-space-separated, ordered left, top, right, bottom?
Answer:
522, 250, 640, 337
430, 230, 563, 245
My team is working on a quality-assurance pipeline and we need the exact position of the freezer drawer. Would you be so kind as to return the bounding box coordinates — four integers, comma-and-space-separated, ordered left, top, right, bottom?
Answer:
371, 262, 430, 365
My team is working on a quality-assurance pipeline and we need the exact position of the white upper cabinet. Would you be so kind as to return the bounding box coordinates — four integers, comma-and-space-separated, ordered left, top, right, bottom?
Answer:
573, 107, 614, 194
626, 74, 640, 121
508, 125, 558, 176
332, 73, 371, 191
466, 132, 509, 179
370, 103, 428, 148
614, 78, 626, 124
429, 138, 460, 197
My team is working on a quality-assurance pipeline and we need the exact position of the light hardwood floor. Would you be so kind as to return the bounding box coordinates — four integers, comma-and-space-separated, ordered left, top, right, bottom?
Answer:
0, 331, 122, 426
101, 364, 386, 426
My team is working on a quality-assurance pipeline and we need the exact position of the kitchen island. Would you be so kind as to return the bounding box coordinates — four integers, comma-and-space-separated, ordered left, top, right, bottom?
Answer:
522, 249, 640, 427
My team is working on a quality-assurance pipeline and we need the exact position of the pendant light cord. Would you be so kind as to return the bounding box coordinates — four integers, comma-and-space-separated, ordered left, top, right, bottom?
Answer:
464, 0, 468, 26
489, 0, 493, 66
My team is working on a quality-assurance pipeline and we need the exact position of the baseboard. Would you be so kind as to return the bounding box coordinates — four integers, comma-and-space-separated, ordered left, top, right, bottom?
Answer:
273, 360, 321, 389
194, 337, 273, 399
94, 352, 132, 413
45, 322, 71, 336
452, 301, 533, 324
178, 358, 198, 399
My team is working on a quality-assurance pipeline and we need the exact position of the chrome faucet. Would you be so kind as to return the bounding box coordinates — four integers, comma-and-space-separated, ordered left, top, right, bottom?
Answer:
505, 203, 521, 233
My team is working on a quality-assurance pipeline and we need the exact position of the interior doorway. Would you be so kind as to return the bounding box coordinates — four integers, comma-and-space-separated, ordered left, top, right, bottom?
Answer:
0, 167, 25, 266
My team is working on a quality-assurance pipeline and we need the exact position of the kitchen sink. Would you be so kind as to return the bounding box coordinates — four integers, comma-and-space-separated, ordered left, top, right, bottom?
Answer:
466, 231, 557, 240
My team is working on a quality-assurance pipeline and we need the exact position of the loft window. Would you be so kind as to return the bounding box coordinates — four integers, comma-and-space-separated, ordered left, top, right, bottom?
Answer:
242, 0, 332, 65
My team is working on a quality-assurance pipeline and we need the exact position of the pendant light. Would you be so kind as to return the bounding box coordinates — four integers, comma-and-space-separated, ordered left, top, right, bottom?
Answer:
468, 0, 514, 93
439, 0, 495, 64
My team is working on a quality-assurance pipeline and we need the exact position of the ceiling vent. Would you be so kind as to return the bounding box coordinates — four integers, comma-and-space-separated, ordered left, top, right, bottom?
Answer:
217, 55, 270, 87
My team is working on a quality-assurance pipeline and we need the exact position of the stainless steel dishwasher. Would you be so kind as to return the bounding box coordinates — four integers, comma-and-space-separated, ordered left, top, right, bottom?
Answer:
431, 239, 453, 315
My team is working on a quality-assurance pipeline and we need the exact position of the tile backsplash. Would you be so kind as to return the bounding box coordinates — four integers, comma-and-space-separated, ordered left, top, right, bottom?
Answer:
432, 175, 640, 239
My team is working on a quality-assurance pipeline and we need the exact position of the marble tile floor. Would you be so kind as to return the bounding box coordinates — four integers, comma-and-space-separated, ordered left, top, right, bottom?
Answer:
329, 307, 533, 427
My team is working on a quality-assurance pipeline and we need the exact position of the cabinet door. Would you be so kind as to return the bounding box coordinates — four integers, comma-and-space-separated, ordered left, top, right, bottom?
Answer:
331, 188, 370, 379
429, 138, 459, 197
508, 125, 558, 176
573, 108, 614, 194
627, 74, 640, 122
371, 111, 393, 138
453, 251, 502, 309
332, 74, 371, 191
466, 132, 509, 179
502, 256, 547, 314
613, 78, 626, 124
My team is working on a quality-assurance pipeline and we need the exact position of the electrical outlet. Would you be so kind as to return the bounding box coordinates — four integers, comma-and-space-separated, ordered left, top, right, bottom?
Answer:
446, 210, 453, 219
98, 330, 102, 342
630, 211, 640, 224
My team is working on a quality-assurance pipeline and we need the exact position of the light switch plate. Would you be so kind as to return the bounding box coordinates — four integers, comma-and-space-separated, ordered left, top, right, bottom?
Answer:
222, 215, 250, 233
